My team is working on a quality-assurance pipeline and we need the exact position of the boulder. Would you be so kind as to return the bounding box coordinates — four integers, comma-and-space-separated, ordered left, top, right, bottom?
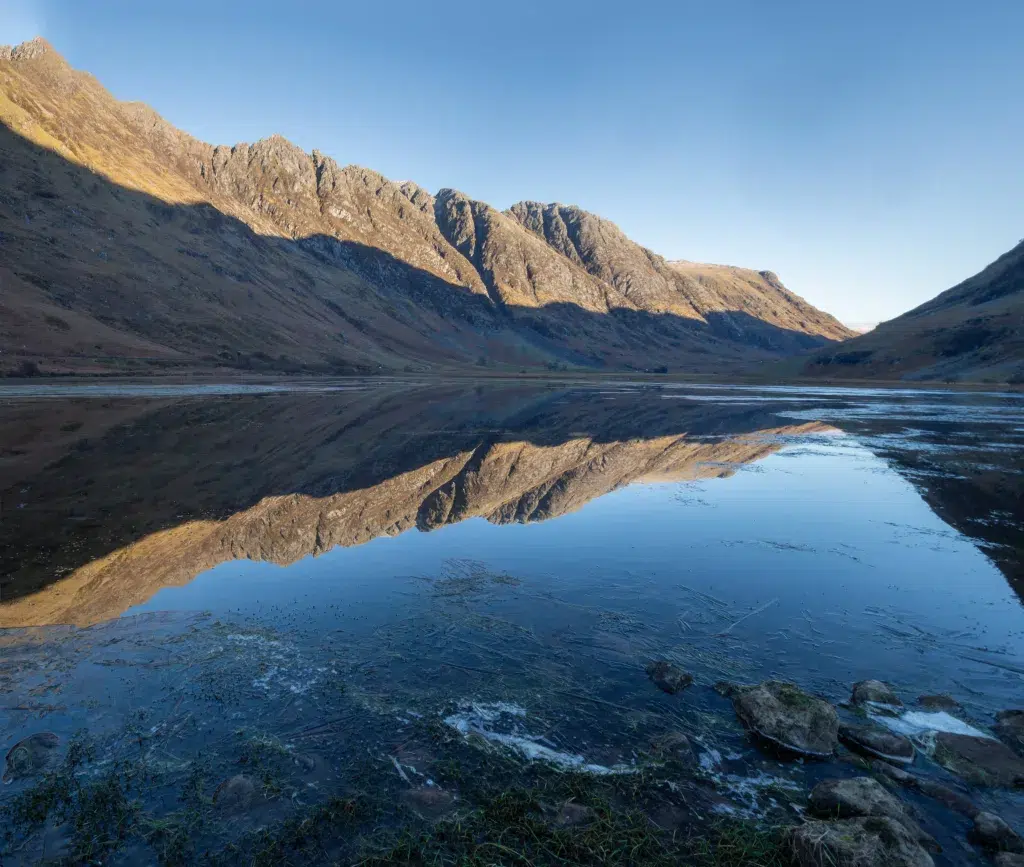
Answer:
808, 777, 935, 849
971, 812, 1024, 853
645, 660, 693, 694
867, 761, 980, 817
995, 710, 1024, 756
732, 680, 838, 758
917, 695, 960, 712
3, 732, 60, 783
840, 722, 915, 764
933, 732, 1024, 788
851, 680, 903, 709
789, 816, 934, 867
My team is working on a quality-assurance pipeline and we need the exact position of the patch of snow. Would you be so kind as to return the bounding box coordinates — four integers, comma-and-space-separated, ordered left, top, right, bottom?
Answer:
875, 710, 992, 741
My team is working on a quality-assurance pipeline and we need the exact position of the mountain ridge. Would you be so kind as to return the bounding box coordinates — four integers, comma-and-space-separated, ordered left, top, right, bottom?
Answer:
0, 37, 852, 375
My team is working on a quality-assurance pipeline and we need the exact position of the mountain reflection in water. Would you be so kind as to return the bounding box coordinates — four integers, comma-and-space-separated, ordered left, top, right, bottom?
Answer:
0, 383, 834, 626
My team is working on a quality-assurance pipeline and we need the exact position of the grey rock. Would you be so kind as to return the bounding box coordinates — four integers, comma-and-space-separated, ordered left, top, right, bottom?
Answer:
914, 777, 980, 818
213, 774, 257, 813
788, 816, 934, 867
851, 680, 903, 709
808, 777, 936, 850
995, 710, 1024, 756
401, 787, 457, 820
840, 722, 915, 764
971, 811, 1024, 853
650, 730, 694, 763
732, 680, 838, 758
554, 801, 597, 827
933, 732, 1024, 788
3, 732, 60, 783
917, 694, 960, 712
995, 854, 1024, 867
646, 660, 693, 695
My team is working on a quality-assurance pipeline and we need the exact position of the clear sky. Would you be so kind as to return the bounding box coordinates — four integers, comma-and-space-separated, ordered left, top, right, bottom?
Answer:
3, 0, 1023, 326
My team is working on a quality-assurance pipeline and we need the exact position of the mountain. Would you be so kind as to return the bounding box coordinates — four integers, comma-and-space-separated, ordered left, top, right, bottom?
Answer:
805, 239, 1024, 381
0, 384, 827, 626
0, 38, 851, 375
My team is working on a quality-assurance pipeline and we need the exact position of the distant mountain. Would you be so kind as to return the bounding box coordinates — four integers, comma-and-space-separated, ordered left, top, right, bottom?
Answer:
0, 38, 852, 375
806, 239, 1024, 382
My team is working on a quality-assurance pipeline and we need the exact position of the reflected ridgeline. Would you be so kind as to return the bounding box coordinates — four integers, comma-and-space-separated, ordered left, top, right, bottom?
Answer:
0, 384, 827, 627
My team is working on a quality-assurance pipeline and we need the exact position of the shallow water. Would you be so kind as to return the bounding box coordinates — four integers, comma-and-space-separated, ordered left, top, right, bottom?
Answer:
2, 381, 1023, 863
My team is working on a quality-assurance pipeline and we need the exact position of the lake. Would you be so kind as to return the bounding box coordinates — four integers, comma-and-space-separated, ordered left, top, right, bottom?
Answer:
1, 381, 1023, 865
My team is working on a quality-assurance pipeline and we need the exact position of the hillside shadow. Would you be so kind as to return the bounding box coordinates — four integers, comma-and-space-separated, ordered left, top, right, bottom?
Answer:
0, 121, 840, 374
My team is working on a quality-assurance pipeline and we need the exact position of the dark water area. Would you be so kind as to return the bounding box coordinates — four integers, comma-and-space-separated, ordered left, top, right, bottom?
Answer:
1, 381, 1023, 865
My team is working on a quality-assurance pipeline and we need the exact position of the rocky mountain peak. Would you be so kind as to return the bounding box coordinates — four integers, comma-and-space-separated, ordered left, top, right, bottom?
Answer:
0, 37, 56, 62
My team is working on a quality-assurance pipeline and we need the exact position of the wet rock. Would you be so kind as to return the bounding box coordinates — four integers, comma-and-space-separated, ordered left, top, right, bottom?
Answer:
645, 660, 693, 694
650, 730, 694, 763
213, 774, 257, 812
789, 816, 934, 867
851, 680, 903, 710
971, 812, 1024, 853
933, 732, 1024, 788
808, 778, 937, 850
554, 801, 597, 827
401, 787, 456, 820
914, 778, 980, 818
732, 680, 838, 758
917, 694, 960, 712
840, 722, 915, 764
996, 854, 1024, 867
713, 680, 739, 698
995, 710, 1024, 756
3, 732, 60, 783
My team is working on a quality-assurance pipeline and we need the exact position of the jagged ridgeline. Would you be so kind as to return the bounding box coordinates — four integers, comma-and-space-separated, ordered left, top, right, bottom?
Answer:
0, 38, 852, 375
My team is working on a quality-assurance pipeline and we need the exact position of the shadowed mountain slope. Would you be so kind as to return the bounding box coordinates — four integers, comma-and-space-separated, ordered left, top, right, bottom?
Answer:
806, 239, 1024, 381
0, 38, 849, 374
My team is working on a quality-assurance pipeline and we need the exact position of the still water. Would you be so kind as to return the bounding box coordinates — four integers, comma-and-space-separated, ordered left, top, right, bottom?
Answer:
1, 381, 1023, 864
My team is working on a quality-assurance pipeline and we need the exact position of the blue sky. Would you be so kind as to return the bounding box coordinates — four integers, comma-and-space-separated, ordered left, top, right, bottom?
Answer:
3, 0, 1023, 326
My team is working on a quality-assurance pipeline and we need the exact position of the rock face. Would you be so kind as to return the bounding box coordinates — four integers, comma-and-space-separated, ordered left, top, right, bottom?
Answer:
732, 681, 839, 757
932, 732, 1024, 788
996, 710, 1024, 755
3, 732, 60, 783
0, 38, 852, 376
789, 816, 935, 867
806, 237, 1024, 383
839, 722, 915, 764
808, 778, 934, 848
645, 660, 693, 694
851, 680, 903, 709
971, 812, 1024, 853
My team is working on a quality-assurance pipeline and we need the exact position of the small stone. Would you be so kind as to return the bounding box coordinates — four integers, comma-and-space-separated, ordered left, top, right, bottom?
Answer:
213, 774, 257, 813
401, 787, 456, 820
933, 732, 1024, 788
917, 694, 959, 712
840, 722, 915, 764
554, 801, 596, 827
650, 730, 694, 763
995, 710, 1024, 756
645, 660, 693, 695
971, 812, 1024, 853
3, 732, 60, 783
732, 680, 838, 758
788, 816, 934, 867
851, 680, 903, 709
808, 777, 936, 849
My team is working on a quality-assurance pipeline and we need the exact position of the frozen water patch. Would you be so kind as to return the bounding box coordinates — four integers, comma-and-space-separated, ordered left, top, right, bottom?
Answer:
874, 710, 993, 742
443, 701, 634, 775
711, 771, 803, 817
